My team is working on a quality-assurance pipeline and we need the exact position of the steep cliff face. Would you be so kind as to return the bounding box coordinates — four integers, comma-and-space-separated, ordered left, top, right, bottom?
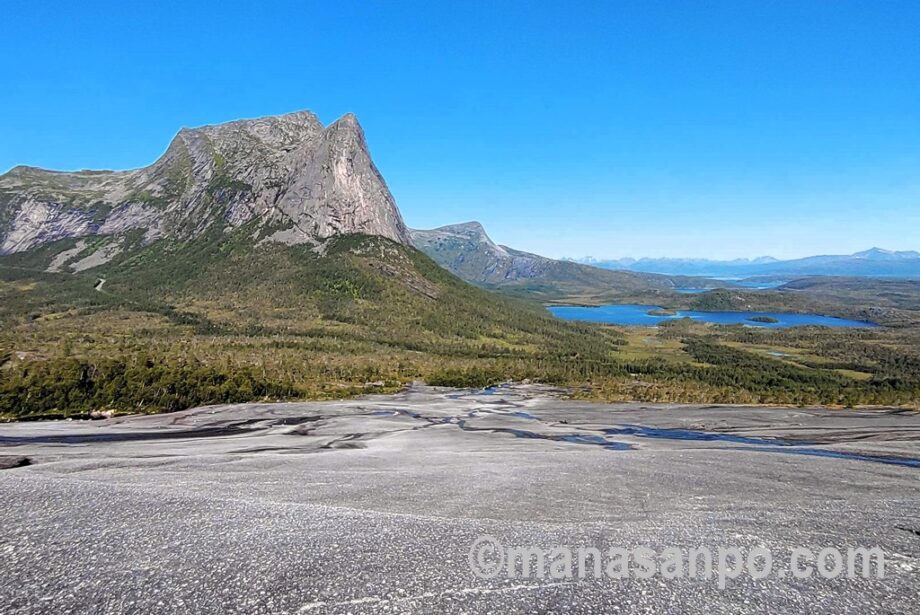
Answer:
0, 110, 410, 260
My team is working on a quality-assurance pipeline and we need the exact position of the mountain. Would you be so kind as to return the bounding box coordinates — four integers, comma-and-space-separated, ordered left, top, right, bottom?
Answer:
576, 249, 920, 279
410, 221, 589, 286
409, 222, 725, 300
0, 110, 641, 418
0, 111, 409, 264
852, 248, 920, 261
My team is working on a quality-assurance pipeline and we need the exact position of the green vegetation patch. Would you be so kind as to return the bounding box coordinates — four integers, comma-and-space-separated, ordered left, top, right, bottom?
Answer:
2, 229, 919, 418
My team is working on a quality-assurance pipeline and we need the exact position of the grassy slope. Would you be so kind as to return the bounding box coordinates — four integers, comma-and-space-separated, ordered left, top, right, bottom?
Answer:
0, 231, 628, 418
100, 230, 627, 360
2, 231, 920, 418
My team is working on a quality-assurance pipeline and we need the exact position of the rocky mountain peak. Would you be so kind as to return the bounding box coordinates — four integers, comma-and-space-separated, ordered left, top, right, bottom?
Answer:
438, 221, 488, 236
853, 247, 920, 261
0, 110, 410, 262
408, 221, 515, 284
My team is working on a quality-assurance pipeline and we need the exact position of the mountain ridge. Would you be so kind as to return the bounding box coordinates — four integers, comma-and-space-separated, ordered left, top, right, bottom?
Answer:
0, 110, 410, 263
574, 248, 920, 278
409, 221, 725, 300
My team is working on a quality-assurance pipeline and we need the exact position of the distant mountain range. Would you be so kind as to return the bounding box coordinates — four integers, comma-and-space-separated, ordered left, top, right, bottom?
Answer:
572, 248, 920, 279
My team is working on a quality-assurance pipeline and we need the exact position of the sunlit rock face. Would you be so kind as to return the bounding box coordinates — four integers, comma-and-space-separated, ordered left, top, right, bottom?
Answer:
0, 110, 410, 258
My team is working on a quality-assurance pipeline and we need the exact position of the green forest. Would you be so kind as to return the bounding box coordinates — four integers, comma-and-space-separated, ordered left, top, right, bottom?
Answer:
2, 231, 920, 419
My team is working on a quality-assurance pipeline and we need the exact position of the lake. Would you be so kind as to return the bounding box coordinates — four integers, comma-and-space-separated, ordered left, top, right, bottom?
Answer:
674, 280, 785, 293
547, 304, 878, 328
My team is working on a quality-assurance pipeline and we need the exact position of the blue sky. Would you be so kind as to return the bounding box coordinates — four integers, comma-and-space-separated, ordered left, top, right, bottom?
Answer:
2, 0, 918, 259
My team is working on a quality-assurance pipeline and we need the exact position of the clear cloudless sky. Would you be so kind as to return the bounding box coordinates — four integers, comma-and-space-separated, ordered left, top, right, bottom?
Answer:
2, 0, 918, 259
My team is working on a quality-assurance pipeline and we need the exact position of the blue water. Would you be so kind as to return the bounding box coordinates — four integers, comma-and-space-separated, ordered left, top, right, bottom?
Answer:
547, 304, 878, 328
603, 424, 800, 446
603, 424, 919, 468
674, 281, 784, 293
738, 281, 786, 289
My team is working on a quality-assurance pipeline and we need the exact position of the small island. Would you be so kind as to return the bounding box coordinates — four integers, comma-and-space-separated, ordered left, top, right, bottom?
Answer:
748, 315, 780, 323
647, 308, 678, 317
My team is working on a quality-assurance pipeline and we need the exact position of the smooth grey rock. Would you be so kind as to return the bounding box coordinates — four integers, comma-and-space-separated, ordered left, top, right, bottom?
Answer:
0, 386, 918, 613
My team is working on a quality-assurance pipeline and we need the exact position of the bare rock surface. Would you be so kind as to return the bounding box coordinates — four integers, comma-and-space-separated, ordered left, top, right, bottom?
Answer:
0, 110, 410, 259
1, 384, 918, 613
